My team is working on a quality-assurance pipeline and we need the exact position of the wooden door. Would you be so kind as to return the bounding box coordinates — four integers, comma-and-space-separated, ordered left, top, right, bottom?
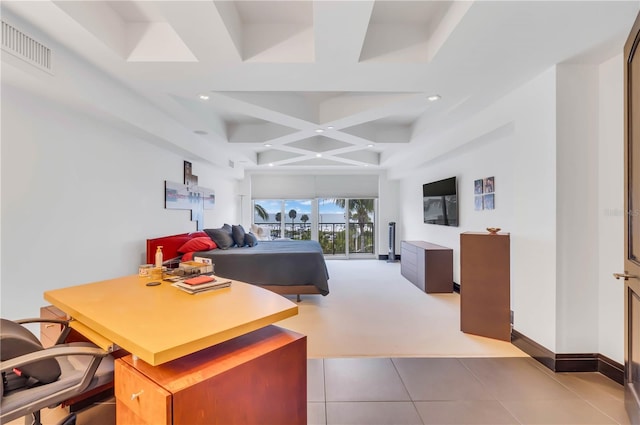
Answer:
623, 12, 640, 424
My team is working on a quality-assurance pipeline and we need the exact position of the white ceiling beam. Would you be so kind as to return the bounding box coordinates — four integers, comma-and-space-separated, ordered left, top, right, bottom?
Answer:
318, 92, 426, 126
207, 93, 316, 130
126, 22, 197, 62
211, 1, 244, 61
52, 0, 127, 58
244, 24, 314, 63
341, 123, 411, 143
313, 1, 375, 64
426, 1, 473, 62
228, 122, 299, 143
216, 92, 320, 123
158, 1, 243, 63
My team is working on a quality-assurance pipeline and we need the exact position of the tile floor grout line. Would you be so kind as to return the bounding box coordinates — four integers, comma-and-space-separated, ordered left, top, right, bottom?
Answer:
455, 357, 503, 402
322, 358, 328, 425
455, 357, 525, 425
581, 397, 626, 425
390, 357, 427, 425
526, 359, 627, 423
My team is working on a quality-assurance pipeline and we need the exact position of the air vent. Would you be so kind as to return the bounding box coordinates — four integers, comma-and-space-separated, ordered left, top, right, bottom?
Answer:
2, 20, 52, 73
228, 160, 235, 168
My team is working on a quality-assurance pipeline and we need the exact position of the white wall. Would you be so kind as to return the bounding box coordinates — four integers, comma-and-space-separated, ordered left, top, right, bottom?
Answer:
378, 172, 399, 257
396, 58, 626, 362
1, 85, 238, 320
398, 69, 559, 351
597, 54, 625, 362
556, 64, 600, 353
554, 59, 624, 358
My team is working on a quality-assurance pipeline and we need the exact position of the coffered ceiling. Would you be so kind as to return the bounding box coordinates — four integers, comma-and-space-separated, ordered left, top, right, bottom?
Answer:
2, 1, 638, 177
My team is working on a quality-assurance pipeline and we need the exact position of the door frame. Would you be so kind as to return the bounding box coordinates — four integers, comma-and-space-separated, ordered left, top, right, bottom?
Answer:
623, 11, 640, 423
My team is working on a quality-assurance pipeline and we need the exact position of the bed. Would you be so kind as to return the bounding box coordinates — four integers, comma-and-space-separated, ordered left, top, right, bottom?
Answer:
146, 232, 330, 299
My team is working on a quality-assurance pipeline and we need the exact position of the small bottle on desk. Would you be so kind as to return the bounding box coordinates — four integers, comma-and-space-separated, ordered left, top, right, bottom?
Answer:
154, 245, 164, 280
155, 246, 163, 268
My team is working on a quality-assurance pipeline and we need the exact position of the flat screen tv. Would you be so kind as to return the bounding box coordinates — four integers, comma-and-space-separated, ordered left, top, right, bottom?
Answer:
423, 177, 458, 226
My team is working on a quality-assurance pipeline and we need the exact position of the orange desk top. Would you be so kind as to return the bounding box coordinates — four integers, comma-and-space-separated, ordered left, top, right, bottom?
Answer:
44, 275, 298, 366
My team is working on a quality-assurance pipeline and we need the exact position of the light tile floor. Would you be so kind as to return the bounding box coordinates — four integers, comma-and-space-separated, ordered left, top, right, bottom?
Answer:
308, 357, 631, 425
10, 357, 631, 425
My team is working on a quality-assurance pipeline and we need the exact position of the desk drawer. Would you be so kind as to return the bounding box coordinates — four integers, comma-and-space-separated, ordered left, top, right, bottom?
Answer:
115, 359, 171, 425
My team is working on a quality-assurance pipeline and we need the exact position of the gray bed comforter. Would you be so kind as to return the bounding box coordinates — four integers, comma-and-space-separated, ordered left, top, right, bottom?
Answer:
193, 239, 330, 295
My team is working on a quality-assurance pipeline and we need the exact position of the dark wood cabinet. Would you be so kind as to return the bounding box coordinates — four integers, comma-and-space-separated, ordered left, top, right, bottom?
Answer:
401, 241, 453, 293
115, 325, 307, 425
460, 232, 510, 341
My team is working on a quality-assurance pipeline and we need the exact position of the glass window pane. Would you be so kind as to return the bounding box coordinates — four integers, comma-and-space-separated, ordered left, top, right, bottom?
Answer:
348, 199, 375, 254
284, 200, 312, 240
319, 198, 346, 255
253, 199, 281, 239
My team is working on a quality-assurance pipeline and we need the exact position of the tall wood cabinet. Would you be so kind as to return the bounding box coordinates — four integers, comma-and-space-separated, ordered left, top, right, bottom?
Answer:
401, 241, 453, 293
460, 232, 510, 341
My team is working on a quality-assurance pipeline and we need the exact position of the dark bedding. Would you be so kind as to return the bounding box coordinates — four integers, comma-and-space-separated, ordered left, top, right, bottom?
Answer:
193, 240, 330, 295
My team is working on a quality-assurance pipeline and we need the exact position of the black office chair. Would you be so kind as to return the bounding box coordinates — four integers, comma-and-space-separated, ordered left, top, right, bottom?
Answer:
0, 318, 114, 425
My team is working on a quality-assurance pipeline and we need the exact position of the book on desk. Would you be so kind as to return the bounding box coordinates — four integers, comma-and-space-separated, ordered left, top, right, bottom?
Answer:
171, 278, 231, 294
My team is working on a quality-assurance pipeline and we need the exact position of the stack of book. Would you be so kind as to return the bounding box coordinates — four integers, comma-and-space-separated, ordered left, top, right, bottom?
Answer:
171, 275, 231, 294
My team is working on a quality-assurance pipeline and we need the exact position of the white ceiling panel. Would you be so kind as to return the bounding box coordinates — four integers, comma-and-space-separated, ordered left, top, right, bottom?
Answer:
2, 0, 638, 175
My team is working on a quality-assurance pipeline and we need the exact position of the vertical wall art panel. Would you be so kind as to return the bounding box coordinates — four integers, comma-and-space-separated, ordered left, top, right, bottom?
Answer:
474, 176, 495, 211
165, 161, 215, 230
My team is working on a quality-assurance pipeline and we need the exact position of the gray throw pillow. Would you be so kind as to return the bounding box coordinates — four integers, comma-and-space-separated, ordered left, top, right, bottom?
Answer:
232, 225, 246, 247
204, 227, 235, 249
244, 232, 258, 247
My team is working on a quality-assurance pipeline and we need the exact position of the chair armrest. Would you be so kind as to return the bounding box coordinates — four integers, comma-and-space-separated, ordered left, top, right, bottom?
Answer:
14, 318, 70, 326
14, 317, 72, 345
0, 345, 108, 374
0, 344, 112, 411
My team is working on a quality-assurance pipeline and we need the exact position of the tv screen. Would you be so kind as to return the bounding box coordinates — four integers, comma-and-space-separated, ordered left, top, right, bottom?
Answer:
423, 177, 458, 226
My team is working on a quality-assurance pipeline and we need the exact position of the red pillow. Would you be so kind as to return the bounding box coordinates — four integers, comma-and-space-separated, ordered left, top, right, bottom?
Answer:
177, 237, 217, 253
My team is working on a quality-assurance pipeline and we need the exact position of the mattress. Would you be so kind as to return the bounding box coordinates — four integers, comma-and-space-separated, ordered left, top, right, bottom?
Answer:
193, 239, 330, 295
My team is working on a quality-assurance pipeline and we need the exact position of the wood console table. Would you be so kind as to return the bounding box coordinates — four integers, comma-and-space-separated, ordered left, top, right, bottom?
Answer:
401, 241, 453, 293
44, 275, 304, 424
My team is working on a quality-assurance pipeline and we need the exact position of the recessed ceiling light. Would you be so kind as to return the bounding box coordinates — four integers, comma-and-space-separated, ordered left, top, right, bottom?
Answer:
427, 95, 441, 102
315, 129, 324, 133
194, 130, 208, 135
327, 126, 334, 130
367, 144, 374, 148
264, 143, 272, 147
316, 153, 322, 157
268, 163, 274, 167
364, 164, 369, 167
199, 94, 209, 100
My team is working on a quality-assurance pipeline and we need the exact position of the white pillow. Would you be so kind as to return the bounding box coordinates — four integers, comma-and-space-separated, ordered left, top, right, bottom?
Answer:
251, 224, 271, 240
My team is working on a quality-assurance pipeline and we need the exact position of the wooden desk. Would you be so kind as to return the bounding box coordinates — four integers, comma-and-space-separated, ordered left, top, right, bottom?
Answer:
116, 325, 306, 425
44, 275, 298, 365
44, 275, 305, 425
